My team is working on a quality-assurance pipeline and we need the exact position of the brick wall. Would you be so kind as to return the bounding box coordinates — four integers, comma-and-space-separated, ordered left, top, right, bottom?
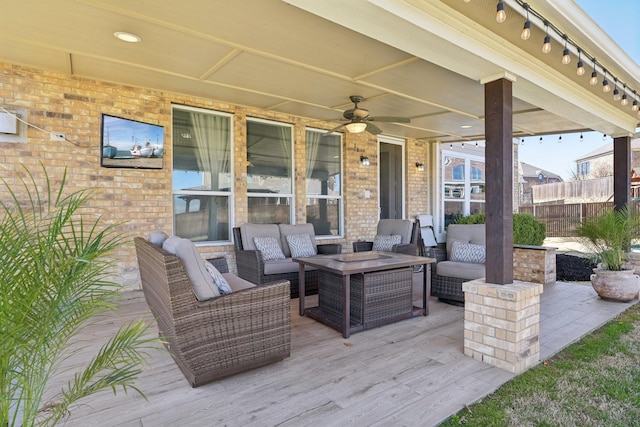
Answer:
0, 62, 431, 290
513, 246, 556, 285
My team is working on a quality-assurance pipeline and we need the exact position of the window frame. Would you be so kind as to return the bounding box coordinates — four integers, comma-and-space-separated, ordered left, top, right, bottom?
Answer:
246, 117, 295, 225
305, 128, 344, 239
171, 104, 234, 246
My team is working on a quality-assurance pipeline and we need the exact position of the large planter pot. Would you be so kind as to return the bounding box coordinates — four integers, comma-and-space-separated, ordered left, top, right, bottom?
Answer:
590, 268, 640, 302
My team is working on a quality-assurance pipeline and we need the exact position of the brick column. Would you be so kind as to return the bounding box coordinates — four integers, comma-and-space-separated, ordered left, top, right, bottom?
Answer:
462, 279, 543, 374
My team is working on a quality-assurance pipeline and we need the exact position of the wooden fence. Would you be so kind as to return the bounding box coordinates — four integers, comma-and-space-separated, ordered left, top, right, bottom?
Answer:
520, 200, 640, 237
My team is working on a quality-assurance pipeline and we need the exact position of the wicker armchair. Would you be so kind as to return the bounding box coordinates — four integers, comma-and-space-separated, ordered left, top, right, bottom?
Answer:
134, 237, 291, 387
233, 224, 342, 298
352, 219, 418, 256
428, 224, 486, 305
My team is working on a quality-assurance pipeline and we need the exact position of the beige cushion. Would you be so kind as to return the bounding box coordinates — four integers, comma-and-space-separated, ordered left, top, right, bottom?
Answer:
148, 230, 169, 246
240, 223, 280, 251
436, 260, 485, 281
376, 219, 413, 244
278, 224, 317, 257
222, 273, 257, 292
162, 236, 220, 301
446, 224, 486, 259
263, 258, 315, 275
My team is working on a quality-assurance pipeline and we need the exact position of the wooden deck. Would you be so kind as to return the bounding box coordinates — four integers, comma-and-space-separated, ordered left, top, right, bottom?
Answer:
54, 278, 637, 426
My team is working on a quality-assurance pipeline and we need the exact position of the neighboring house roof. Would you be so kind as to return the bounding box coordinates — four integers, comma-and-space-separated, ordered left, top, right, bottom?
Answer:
520, 162, 563, 181
574, 138, 640, 163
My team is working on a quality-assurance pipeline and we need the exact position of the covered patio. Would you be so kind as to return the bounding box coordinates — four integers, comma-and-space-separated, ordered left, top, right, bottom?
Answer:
1, 1, 639, 424
55, 281, 635, 426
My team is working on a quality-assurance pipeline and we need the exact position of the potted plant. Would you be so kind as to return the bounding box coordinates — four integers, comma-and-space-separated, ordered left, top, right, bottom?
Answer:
576, 205, 640, 302
0, 165, 159, 427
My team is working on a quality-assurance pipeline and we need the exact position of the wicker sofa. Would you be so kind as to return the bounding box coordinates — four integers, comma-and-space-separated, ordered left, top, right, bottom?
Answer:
428, 224, 486, 305
134, 237, 291, 387
233, 223, 342, 298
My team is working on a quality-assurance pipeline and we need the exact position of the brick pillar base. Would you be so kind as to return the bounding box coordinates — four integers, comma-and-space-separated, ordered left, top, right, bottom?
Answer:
462, 279, 544, 374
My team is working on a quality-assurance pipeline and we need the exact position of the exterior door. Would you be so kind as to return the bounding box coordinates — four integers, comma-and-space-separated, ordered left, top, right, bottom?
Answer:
378, 137, 405, 219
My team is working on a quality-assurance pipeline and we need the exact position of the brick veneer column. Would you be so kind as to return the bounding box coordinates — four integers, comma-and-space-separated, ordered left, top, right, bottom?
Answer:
462, 279, 543, 374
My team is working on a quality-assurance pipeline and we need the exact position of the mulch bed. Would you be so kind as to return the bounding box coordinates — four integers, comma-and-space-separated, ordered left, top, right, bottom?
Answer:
556, 253, 598, 281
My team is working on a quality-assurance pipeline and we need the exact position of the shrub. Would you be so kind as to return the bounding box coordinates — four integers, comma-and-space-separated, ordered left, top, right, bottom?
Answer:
454, 213, 546, 246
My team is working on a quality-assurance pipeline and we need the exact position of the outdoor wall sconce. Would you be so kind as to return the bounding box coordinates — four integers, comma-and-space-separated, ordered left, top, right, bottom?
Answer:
416, 162, 425, 172
360, 156, 370, 166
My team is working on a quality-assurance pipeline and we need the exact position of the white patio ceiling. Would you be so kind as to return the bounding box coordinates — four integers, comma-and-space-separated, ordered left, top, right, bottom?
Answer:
0, 0, 637, 142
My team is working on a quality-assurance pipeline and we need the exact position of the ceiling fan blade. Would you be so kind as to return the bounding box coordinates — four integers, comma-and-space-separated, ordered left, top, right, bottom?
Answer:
365, 123, 382, 135
322, 123, 346, 136
367, 116, 410, 123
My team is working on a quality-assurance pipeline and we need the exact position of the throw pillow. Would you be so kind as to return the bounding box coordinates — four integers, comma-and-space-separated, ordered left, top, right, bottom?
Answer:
253, 236, 286, 261
204, 261, 232, 294
148, 230, 169, 246
286, 233, 317, 258
163, 237, 220, 301
372, 234, 402, 251
450, 241, 486, 264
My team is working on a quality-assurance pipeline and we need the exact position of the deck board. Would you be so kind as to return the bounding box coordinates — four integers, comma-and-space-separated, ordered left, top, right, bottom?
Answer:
53, 278, 637, 426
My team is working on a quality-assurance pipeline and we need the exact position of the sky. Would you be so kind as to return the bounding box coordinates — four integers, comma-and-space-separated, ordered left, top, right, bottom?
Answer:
517, 0, 640, 180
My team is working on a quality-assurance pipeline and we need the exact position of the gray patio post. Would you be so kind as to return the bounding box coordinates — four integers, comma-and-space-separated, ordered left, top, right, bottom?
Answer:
613, 135, 631, 211
483, 76, 513, 285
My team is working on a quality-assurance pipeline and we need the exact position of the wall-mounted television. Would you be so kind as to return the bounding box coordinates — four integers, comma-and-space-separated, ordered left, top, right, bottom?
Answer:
101, 114, 164, 169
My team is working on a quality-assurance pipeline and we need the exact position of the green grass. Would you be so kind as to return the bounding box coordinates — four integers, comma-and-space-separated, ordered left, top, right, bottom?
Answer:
440, 302, 640, 427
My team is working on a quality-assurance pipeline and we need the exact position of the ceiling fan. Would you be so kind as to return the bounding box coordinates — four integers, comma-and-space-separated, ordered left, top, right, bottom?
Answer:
323, 95, 410, 136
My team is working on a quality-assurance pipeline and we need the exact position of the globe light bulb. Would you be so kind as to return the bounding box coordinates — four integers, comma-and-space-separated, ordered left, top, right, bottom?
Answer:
496, 1, 506, 23
521, 20, 531, 40
602, 79, 611, 93
589, 71, 598, 85
542, 35, 551, 54
562, 48, 571, 65
576, 61, 585, 75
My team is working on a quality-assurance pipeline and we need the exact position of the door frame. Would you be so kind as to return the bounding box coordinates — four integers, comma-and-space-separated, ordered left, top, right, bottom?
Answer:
377, 135, 406, 219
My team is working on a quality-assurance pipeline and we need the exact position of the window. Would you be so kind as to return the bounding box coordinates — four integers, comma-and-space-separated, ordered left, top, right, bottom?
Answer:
246, 119, 293, 224
577, 161, 590, 177
452, 164, 464, 180
442, 153, 485, 227
305, 129, 342, 237
172, 105, 232, 243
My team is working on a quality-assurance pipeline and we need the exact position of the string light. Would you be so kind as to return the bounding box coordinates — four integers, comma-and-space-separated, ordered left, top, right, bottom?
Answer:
613, 79, 621, 101
561, 36, 571, 64
580, 133, 584, 142
494, 0, 638, 118
542, 23, 552, 53
496, 0, 506, 23
558, 135, 562, 143
521, 5, 531, 40
576, 50, 585, 75
602, 71, 611, 93
589, 60, 598, 85
603, 134, 607, 141
520, 138, 525, 145
539, 136, 543, 144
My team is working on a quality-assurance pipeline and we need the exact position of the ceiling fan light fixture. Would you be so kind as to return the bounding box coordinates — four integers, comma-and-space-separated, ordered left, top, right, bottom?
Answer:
345, 122, 367, 133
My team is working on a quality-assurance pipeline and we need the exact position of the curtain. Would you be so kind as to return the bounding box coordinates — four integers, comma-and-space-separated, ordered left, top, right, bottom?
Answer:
306, 130, 321, 180
191, 112, 230, 240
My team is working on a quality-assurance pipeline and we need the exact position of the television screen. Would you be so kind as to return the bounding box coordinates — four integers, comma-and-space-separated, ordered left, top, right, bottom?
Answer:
101, 114, 164, 169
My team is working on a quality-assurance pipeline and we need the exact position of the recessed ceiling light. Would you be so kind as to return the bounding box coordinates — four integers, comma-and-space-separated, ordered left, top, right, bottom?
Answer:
460, 125, 472, 129
114, 32, 142, 43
